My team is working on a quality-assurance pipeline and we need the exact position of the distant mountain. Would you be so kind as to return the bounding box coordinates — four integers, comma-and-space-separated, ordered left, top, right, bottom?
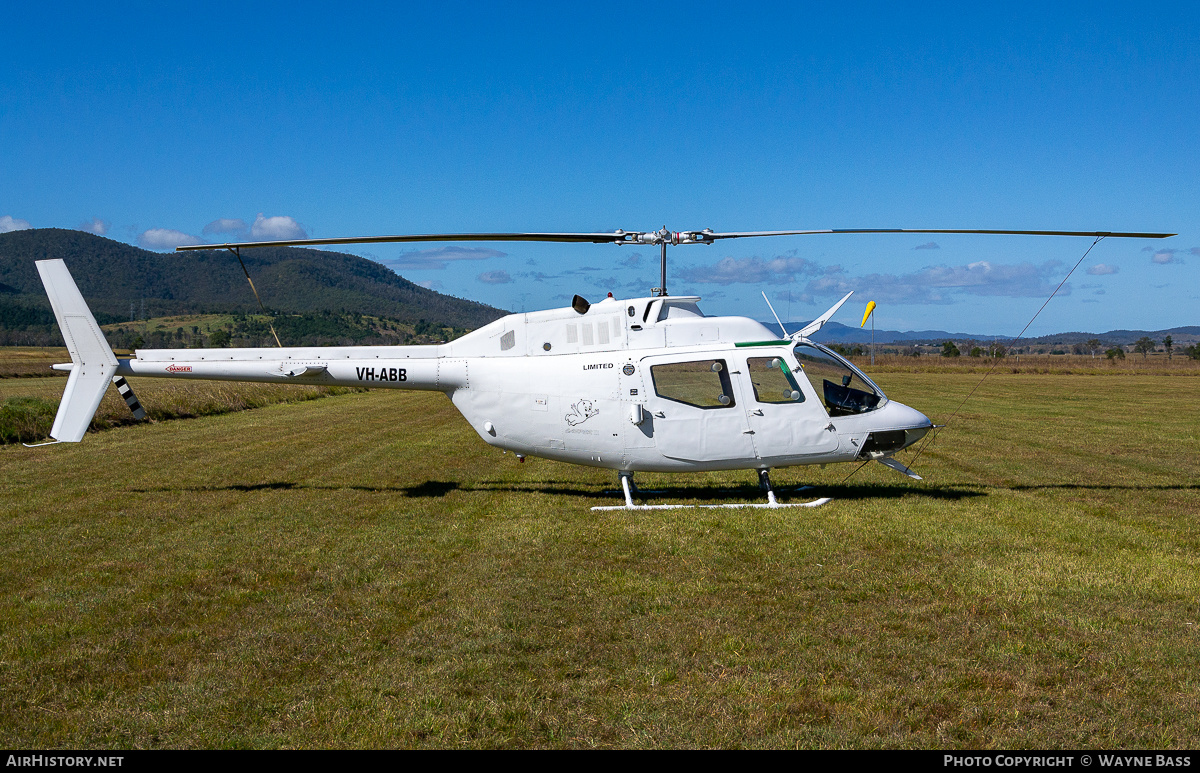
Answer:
769, 321, 1200, 347
804, 322, 977, 345
0, 228, 505, 329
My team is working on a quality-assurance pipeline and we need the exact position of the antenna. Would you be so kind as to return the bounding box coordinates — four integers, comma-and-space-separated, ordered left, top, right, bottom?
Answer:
227, 247, 282, 348
762, 291, 788, 338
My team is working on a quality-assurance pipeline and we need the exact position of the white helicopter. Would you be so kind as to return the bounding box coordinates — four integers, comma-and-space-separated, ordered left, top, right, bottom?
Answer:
31, 226, 1171, 509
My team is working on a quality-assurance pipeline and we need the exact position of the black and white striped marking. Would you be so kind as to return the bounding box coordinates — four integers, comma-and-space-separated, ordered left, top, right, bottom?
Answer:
111, 376, 146, 420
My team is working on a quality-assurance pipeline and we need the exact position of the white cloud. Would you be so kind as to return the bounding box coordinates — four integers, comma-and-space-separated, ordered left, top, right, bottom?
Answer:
805, 260, 1070, 304
677, 254, 1074, 305
678, 253, 822, 285
1086, 263, 1118, 275
0, 215, 32, 233
78, 218, 109, 235
203, 218, 248, 235
518, 271, 561, 282
1144, 246, 1187, 265
417, 279, 444, 290
913, 242, 940, 250
477, 270, 513, 284
138, 228, 204, 250
250, 213, 307, 241
385, 246, 506, 270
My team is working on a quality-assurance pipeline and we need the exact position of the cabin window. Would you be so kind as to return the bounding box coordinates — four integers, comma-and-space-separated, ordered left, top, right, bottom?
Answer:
651, 359, 736, 409
747, 356, 805, 403
793, 343, 883, 416
657, 301, 704, 321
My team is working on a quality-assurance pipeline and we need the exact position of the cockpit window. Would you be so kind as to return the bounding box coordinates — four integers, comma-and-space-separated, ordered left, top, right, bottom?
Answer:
792, 343, 884, 416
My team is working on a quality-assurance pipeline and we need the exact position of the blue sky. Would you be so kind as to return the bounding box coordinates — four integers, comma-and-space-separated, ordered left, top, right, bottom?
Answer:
2, 2, 1197, 335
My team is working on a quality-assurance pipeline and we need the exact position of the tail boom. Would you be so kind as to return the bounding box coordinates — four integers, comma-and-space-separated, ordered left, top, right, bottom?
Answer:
117, 347, 462, 390
33, 259, 464, 445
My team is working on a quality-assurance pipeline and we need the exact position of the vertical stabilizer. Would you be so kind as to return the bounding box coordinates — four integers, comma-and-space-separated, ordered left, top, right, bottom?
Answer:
35, 260, 119, 443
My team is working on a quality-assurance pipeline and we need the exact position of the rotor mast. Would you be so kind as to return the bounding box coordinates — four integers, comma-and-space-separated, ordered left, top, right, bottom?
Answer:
660, 240, 667, 297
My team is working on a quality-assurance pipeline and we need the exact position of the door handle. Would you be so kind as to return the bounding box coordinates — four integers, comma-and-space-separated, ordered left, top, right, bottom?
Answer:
751, 409, 764, 416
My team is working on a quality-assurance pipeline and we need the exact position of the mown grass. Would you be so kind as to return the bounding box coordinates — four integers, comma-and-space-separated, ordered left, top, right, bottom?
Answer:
0, 372, 1197, 748
0, 377, 363, 444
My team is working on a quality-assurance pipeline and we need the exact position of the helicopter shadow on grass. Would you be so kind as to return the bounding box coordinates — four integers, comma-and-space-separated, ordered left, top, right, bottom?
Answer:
130, 480, 464, 498
472, 479, 988, 504
130, 479, 987, 504
186, 479, 1197, 504
1005, 482, 1200, 494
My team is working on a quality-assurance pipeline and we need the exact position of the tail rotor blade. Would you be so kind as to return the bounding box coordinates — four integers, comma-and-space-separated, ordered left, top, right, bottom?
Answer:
112, 376, 146, 420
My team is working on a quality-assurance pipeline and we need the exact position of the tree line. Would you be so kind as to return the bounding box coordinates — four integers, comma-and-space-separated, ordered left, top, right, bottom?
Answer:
936, 335, 1200, 360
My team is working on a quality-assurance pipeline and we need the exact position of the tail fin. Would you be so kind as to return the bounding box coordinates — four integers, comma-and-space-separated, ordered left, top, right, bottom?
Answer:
35, 260, 118, 443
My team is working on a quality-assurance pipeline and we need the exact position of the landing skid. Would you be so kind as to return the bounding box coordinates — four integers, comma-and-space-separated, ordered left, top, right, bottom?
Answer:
592, 470, 832, 511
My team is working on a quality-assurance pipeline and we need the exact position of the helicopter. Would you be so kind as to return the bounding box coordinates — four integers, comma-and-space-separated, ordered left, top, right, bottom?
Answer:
30, 226, 1172, 509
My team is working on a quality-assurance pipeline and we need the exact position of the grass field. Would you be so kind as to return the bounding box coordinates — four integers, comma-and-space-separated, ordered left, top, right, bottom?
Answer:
0, 376, 362, 445
0, 370, 1197, 748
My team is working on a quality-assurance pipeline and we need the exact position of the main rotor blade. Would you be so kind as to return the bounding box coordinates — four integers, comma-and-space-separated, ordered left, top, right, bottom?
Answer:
176, 232, 634, 251
701, 228, 1175, 240
176, 226, 1175, 253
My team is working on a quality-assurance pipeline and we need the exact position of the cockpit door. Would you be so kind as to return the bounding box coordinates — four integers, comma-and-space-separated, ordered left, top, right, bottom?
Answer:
737, 352, 839, 462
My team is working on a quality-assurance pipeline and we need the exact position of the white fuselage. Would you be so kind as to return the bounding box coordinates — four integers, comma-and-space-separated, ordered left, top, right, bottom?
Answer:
115, 295, 932, 472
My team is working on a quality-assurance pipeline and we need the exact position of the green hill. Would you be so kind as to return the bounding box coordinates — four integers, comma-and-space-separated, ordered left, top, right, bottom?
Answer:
0, 229, 505, 343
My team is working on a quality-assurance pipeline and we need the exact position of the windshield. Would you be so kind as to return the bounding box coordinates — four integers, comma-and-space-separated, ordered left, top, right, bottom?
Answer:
792, 343, 885, 416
